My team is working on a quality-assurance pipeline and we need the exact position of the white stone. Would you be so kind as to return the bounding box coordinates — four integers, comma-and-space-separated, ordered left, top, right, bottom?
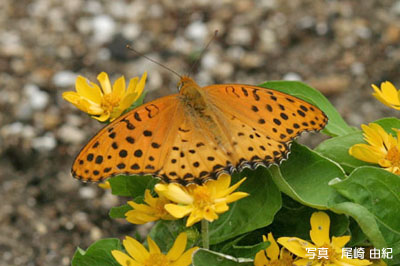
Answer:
32, 133, 57, 151
283, 72, 302, 81
185, 21, 208, 41
58, 125, 86, 144
92, 15, 116, 44
79, 186, 97, 199
24, 84, 49, 110
52, 71, 78, 87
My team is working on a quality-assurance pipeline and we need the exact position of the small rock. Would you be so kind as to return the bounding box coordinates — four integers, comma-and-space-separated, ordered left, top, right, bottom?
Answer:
308, 75, 350, 95
185, 21, 208, 41
79, 186, 97, 199
227, 27, 252, 46
351, 62, 365, 76
24, 84, 49, 111
32, 133, 57, 151
57, 125, 86, 144
92, 15, 116, 44
52, 71, 78, 87
201, 52, 218, 69
283, 72, 302, 81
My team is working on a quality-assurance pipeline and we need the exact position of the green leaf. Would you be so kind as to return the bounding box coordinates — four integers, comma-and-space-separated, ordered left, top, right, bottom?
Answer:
331, 166, 400, 254
109, 204, 132, 219
315, 131, 370, 173
231, 241, 269, 259
71, 239, 121, 266
260, 80, 355, 136
109, 174, 157, 198
109, 175, 131, 197
209, 168, 282, 245
269, 195, 349, 240
330, 202, 387, 249
270, 142, 346, 208
192, 249, 253, 266
149, 220, 199, 252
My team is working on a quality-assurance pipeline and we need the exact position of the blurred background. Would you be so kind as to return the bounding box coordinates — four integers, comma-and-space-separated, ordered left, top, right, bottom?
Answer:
0, 0, 399, 265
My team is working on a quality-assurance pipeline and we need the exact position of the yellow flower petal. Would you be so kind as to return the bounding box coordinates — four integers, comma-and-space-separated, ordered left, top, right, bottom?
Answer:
277, 237, 316, 258
111, 250, 141, 266
372, 82, 400, 110
167, 232, 187, 261
186, 209, 203, 226
266, 233, 280, 261
156, 184, 193, 205
171, 247, 199, 266
98, 181, 111, 189
310, 212, 330, 246
92, 111, 111, 122
134, 72, 147, 99
331, 236, 350, 249
254, 250, 268, 266
381, 81, 399, 102
97, 72, 112, 94
225, 191, 249, 204
147, 235, 161, 254
349, 144, 382, 164
219, 177, 247, 198
127, 77, 139, 94
293, 258, 313, 265
75, 76, 102, 104
112, 76, 126, 99
164, 204, 193, 218
123, 236, 149, 263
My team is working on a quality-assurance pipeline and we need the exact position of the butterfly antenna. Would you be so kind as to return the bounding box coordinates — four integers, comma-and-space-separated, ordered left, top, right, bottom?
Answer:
126, 45, 182, 79
188, 30, 219, 77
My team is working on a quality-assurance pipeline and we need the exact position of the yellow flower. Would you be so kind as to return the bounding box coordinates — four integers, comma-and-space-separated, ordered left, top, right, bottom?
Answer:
155, 174, 249, 227
349, 123, 400, 175
254, 233, 293, 266
98, 181, 111, 189
125, 189, 177, 224
372, 81, 400, 110
111, 232, 198, 266
278, 212, 371, 266
63, 72, 146, 122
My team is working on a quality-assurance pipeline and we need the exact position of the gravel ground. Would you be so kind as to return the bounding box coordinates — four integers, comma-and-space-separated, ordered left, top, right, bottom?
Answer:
0, 0, 399, 265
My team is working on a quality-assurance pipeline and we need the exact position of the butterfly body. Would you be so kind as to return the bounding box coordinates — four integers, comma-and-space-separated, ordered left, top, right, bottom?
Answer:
72, 76, 328, 185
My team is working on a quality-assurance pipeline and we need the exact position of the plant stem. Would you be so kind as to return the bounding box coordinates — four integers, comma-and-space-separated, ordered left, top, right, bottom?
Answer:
201, 219, 209, 249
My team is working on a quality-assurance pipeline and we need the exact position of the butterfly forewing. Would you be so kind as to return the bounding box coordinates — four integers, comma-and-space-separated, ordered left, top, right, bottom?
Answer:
72, 95, 181, 182
204, 84, 328, 143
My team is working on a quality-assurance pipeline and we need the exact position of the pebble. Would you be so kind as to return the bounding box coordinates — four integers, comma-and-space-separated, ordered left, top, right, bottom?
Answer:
79, 187, 97, 199
92, 15, 116, 44
31, 133, 57, 152
57, 125, 86, 144
24, 84, 49, 111
52, 71, 78, 87
227, 26, 252, 46
283, 72, 302, 81
185, 21, 208, 42
308, 75, 350, 95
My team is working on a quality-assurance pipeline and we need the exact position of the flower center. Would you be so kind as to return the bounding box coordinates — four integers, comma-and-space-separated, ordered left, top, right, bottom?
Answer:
386, 146, 400, 167
155, 198, 171, 218
101, 93, 120, 112
192, 186, 213, 209
144, 253, 170, 266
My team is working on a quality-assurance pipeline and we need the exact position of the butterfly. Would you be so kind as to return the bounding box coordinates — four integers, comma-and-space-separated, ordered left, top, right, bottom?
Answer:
72, 76, 328, 185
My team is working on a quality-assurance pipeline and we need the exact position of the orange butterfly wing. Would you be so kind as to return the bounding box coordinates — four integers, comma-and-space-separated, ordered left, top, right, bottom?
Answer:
204, 84, 328, 143
72, 82, 327, 185
72, 95, 183, 182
